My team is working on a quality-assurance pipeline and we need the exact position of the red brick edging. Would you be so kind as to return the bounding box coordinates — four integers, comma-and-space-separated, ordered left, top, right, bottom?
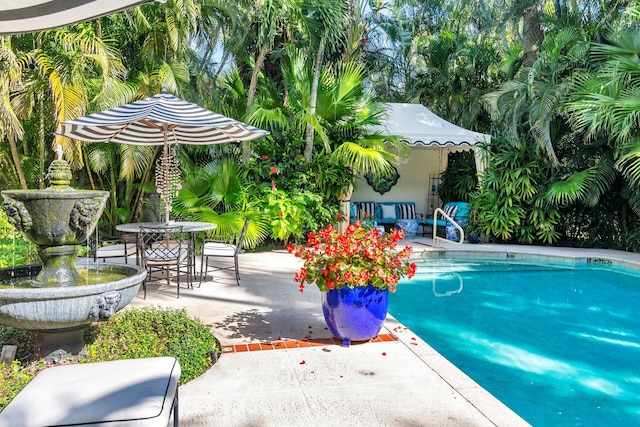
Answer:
222, 333, 398, 354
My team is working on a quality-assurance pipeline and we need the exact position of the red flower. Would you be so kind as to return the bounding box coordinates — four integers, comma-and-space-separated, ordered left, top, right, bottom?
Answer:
270, 166, 278, 173
271, 181, 276, 189
287, 221, 417, 293
262, 155, 269, 160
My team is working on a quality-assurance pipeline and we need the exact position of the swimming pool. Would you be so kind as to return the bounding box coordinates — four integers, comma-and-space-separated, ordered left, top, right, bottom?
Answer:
388, 254, 640, 427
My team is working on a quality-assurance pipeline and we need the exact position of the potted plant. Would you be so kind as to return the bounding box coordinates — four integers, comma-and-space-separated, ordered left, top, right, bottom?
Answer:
287, 222, 417, 343
465, 209, 483, 244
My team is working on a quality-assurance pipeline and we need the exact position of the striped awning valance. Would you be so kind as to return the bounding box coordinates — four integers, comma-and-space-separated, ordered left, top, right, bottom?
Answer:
0, 0, 159, 37
56, 91, 269, 146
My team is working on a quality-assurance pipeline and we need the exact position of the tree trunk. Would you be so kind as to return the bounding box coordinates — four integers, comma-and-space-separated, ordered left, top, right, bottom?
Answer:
132, 146, 160, 222
523, 4, 544, 67
242, 44, 268, 163
108, 153, 118, 235
303, 36, 326, 161
83, 143, 96, 190
337, 184, 353, 234
8, 134, 27, 189
38, 96, 45, 189
211, 48, 230, 86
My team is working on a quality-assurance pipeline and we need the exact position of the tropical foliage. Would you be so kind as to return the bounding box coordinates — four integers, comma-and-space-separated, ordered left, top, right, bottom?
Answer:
1, 0, 640, 251
471, 138, 562, 244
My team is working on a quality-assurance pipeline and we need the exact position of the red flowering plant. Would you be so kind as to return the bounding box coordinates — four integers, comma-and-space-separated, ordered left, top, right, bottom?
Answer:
286, 222, 417, 293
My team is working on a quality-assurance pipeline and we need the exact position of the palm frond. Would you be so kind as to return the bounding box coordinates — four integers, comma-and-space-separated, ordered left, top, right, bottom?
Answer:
330, 142, 396, 176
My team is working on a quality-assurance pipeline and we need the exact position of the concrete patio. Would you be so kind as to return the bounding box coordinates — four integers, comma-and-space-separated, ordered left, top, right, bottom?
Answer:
128, 237, 543, 427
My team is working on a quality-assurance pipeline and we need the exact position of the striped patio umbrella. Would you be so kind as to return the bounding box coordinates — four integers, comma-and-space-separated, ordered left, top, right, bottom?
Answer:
56, 90, 269, 222
0, 0, 161, 37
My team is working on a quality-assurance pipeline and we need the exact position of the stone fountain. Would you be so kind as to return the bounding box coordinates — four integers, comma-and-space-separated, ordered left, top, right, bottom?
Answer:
0, 147, 146, 357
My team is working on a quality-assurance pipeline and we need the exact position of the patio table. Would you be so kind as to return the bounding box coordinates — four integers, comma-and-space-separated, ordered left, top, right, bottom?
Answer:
116, 221, 216, 287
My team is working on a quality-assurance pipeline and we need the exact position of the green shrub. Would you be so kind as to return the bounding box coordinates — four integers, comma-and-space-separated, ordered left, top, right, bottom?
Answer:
0, 211, 39, 268
85, 306, 219, 383
0, 361, 35, 410
0, 307, 220, 411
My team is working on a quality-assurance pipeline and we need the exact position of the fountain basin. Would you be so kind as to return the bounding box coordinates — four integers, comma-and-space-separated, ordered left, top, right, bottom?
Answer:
0, 262, 146, 330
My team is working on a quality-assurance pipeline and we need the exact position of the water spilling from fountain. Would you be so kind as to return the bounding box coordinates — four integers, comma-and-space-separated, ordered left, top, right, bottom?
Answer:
0, 147, 146, 357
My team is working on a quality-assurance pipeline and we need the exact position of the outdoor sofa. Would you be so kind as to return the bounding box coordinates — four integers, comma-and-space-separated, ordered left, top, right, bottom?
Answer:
350, 201, 418, 226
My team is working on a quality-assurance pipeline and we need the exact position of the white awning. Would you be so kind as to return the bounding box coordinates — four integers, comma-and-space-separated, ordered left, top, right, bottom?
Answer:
0, 0, 162, 36
368, 103, 491, 173
370, 103, 491, 148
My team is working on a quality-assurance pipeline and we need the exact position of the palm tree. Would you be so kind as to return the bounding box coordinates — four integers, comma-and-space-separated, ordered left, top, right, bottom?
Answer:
16, 26, 126, 170
81, 0, 226, 229
252, 49, 403, 197
174, 156, 270, 249
483, 27, 588, 162
300, 0, 349, 160
226, 0, 300, 163
0, 36, 27, 189
561, 27, 640, 209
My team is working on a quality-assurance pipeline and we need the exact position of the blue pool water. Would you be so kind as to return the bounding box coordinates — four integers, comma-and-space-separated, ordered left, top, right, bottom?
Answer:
388, 257, 640, 427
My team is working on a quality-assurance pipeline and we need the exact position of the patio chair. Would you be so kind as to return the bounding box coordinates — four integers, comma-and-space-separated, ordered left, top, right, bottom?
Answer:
139, 225, 189, 298
200, 219, 249, 286
91, 232, 138, 264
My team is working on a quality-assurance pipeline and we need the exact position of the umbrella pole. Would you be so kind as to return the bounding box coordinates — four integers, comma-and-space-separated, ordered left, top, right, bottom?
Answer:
163, 126, 171, 224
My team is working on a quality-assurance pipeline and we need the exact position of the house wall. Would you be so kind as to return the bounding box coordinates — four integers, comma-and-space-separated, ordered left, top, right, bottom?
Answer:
352, 146, 473, 217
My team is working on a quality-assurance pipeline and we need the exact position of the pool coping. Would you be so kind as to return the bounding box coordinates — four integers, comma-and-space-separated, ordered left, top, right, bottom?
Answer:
411, 242, 640, 270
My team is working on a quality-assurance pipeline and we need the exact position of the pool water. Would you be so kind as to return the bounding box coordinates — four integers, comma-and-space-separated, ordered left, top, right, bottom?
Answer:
389, 258, 640, 427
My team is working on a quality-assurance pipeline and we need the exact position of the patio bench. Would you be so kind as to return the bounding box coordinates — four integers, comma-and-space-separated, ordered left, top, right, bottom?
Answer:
0, 356, 180, 427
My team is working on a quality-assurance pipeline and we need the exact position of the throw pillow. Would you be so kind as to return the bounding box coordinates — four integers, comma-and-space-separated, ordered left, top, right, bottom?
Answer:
443, 204, 458, 220
350, 203, 358, 219
359, 202, 376, 219
380, 204, 396, 219
398, 204, 416, 220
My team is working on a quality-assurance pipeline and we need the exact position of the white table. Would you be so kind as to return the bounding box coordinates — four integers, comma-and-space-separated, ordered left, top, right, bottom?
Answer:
116, 221, 216, 286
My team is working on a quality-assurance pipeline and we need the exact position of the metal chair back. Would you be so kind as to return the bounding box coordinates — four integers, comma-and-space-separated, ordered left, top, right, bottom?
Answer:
139, 225, 188, 298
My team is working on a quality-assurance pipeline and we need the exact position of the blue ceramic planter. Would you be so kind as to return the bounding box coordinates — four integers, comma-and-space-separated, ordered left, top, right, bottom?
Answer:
468, 234, 481, 244
395, 219, 418, 238
321, 284, 389, 342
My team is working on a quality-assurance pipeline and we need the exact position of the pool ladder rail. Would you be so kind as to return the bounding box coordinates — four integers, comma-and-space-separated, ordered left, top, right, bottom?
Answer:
432, 207, 464, 246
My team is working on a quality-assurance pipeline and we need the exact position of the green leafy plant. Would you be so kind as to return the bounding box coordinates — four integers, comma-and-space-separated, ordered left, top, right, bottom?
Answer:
287, 222, 417, 293
85, 307, 218, 383
439, 150, 478, 203
0, 361, 35, 410
463, 208, 483, 237
0, 211, 39, 268
260, 186, 331, 244
472, 138, 561, 244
